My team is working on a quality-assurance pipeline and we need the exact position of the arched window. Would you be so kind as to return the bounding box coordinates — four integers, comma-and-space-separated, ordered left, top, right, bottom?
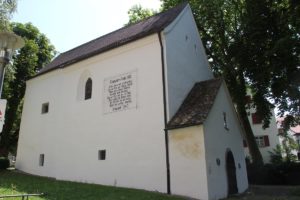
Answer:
85, 78, 92, 100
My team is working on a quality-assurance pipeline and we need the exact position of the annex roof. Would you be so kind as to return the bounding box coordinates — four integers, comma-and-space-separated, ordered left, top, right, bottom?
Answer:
167, 78, 223, 130
34, 3, 188, 78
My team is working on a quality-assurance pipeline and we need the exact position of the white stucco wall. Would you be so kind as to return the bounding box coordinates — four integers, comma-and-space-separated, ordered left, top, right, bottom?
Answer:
16, 69, 63, 178
168, 126, 208, 200
16, 35, 168, 192
203, 83, 248, 200
162, 5, 214, 119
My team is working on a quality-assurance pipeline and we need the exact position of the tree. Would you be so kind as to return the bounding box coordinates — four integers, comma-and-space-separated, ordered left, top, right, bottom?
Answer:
160, 0, 300, 166
0, 22, 56, 156
269, 144, 284, 164
126, 4, 158, 25
271, 116, 300, 164
0, 0, 18, 30
269, 139, 298, 164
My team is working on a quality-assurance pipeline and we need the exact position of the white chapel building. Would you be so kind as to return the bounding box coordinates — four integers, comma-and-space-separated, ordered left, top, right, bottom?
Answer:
16, 3, 248, 200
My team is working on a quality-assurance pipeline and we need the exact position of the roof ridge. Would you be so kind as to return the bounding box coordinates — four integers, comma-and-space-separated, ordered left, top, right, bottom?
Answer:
195, 77, 223, 85
33, 2, 188, 78
58, 2, 188, 56
124, 2, 188, 26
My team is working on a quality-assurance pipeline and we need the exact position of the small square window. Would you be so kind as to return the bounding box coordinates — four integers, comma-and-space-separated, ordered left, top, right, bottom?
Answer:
39, 154, 45, 166
41, 103, 49, 114
98, 150, 106, 160
255, 135, 270, 147
278, 128, 284, 135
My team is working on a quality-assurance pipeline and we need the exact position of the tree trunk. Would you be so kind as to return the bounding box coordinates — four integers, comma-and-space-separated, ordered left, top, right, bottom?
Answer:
237, 104, 264, 166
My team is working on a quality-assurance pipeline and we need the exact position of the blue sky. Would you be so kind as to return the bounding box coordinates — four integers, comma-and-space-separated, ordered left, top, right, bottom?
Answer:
12, 0, 161, 53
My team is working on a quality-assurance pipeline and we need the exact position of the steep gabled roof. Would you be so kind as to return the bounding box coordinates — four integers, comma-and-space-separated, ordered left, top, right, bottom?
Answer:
34, 3, 188, 78
167, 78, 223, 130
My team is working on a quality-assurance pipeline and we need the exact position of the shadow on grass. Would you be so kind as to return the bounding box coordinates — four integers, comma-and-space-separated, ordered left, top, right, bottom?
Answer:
0, 170, 183, 200
224, 185, 300, 200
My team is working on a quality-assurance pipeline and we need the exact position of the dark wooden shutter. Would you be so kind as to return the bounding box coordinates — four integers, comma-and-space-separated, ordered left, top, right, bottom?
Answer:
264, 135, 270, 147
252, 113, 262, 124
245, 95, 252, 104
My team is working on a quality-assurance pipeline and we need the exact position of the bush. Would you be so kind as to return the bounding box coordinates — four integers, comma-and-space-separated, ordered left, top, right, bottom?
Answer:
0, 157, 10, 169
247, 162, 300, 185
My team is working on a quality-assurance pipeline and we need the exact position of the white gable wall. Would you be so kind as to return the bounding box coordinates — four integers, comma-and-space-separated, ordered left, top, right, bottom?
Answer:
162, 5, 214, 119
16, 35, 169, 192
203, 84, 248, 199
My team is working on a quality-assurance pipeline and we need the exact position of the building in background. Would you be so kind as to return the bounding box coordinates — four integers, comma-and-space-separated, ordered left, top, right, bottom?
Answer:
243, 95, 280, 163
277, 117, 300, 160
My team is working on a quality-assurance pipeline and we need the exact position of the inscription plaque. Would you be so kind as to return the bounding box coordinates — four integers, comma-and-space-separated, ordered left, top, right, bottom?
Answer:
104, 71, 137, 113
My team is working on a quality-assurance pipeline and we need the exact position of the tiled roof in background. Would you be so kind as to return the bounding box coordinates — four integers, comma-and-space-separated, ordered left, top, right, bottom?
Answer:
167, 78, 223, 130
277, 117, 300, 134
34, 2, 188, 78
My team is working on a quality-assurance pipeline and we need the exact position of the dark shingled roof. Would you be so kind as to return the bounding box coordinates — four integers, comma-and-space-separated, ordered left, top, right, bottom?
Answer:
34, 3, 188, 78
167, 78, 223, 130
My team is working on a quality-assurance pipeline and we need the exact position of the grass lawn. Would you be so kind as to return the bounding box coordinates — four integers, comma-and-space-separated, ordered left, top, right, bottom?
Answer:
0, 170, 185, 200
2, 170, 300, 200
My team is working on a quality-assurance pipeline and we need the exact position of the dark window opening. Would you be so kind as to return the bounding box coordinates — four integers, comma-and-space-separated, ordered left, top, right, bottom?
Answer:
85, 78, 92, 100
245, 95, 252, 104
245, 95, 252, 109
243, 140, 248, 147
252, 113, 262, 124
98, 150, 106, 160
41, 103, 49, 114
39, 154, 45, 166
278, 128, 284, 135
255, 135, 270, 147
223, 112, 229, 131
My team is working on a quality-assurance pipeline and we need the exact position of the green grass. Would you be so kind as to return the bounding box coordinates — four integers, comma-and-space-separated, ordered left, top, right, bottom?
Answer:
0, 170, 185, 200
3, 170, 300, 200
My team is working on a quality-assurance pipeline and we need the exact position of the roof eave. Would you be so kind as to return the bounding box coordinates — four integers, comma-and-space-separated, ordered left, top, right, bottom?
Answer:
166, 122, 203, 130
29, 30, 164, 80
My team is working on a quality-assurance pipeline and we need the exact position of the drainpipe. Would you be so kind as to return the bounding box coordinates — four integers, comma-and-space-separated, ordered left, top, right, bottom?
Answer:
158, 32, 171, 194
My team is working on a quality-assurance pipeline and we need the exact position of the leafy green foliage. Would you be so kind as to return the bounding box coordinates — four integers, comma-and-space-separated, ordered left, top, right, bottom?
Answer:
269, 134, 299, 164
126, 5, 158, 25
281, 136, 299, 163
269, 144, 284, 164
241, 0, 300, 120
0, 0, 17, 30
0, 23, 56, 156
